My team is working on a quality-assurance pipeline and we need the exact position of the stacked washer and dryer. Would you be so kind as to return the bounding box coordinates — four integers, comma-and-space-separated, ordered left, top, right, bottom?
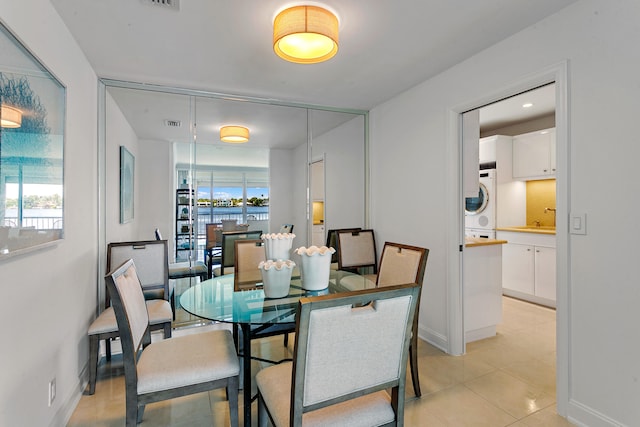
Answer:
465, 163, 497, 239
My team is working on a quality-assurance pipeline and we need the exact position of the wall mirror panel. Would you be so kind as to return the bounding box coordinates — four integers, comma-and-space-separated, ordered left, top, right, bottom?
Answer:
100, 80, 367, 315
0, 23, 66, 259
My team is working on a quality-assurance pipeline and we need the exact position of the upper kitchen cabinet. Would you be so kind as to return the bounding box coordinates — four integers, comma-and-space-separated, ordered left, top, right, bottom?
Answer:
512, 128, 556, 180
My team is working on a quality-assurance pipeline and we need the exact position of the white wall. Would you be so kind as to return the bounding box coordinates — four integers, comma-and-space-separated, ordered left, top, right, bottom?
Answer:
370, 0, 640, 425
269, 148, 295, 235
105, 93, 139, 243
314, 116, 366, 233
0, 1, 98, 426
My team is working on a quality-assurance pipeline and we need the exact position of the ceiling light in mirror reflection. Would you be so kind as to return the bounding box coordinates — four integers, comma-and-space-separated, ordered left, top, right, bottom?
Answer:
1, 105, 22, 128
220, 125, 249, 143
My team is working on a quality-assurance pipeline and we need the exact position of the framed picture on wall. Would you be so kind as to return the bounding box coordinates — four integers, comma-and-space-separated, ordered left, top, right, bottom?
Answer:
120, 145, 134, 224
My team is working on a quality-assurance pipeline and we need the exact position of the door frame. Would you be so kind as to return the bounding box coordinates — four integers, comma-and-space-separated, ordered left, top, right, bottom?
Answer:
445, 61, 570, 415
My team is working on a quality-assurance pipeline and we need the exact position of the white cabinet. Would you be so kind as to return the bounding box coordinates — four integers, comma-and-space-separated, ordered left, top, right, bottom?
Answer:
534, 246, 556, 300
497, 231, 556, 307
512, 128, 556, 179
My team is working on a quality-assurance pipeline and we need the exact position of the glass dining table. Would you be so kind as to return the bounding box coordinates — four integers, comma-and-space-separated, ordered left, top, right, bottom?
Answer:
179, 269, 376, 427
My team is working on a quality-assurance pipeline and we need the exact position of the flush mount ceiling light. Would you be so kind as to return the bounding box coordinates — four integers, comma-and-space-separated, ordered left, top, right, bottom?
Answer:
1, 105, 22, 128
273, 5, 339, 64
220, 125, 250, 143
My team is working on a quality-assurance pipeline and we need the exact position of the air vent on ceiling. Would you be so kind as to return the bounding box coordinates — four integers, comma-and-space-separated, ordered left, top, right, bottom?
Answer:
165, 119, 182, 128
142, 0, 180, 11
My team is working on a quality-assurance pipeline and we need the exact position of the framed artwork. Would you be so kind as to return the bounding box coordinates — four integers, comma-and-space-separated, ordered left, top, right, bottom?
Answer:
120, 146, 134, 223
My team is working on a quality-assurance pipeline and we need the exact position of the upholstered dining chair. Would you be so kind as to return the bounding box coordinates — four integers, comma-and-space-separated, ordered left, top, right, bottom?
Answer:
87, 240, 173, 395
154, 228, 208, 281
325, 227, 361, 266
105, 259, 240, 427
233, 239, 293, 352
256, 283, 420, 427
205, 223, 223, 278
376, 242, 430, 397
279, 223, 294, 234
212, 230, 263, 277
335, 229, 378, 281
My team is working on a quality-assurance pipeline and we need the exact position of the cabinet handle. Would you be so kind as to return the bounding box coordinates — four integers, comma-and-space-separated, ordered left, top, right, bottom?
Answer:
543, 169, 548, 172
527, 248, 531, 251
536, 249, 540, 253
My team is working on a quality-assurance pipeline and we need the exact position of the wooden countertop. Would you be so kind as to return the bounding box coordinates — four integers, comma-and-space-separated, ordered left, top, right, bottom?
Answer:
496, 226, 556, 235
465, 237, 508, 247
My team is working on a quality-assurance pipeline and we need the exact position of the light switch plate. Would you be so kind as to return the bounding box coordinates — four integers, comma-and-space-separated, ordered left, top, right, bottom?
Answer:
570, 212, 587, 235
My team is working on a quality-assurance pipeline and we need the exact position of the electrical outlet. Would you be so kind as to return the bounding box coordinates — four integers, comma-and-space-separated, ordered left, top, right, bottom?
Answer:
48, 378, 56, 407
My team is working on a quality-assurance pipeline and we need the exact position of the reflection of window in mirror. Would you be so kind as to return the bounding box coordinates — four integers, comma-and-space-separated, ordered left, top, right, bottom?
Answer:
0, 23, 65, 258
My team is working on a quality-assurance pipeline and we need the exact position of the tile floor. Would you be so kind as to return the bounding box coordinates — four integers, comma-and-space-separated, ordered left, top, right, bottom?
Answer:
68, 296, 574, 426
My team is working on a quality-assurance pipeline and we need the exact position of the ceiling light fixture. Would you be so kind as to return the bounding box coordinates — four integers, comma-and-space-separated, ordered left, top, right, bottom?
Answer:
522, 102, 533, 108
273, 5, 339, 64
1, 105, 22, 128
220, 125, 250, 143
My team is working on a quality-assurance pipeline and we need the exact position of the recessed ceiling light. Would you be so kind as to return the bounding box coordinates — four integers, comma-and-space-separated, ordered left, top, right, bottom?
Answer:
522, 102, 533, 108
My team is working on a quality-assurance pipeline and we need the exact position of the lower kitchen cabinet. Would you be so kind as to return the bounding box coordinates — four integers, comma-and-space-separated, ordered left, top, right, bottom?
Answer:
497, 231, 556, 307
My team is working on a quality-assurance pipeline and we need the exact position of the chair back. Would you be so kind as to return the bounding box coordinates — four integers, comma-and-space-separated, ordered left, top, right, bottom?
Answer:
105, 259, 150, 373
107, 240, 169, 302
335, 229, 377, 273
234, 239, 266, 290
325, 227, 361, 263
206, 223, 221, 249
376, 242, 429, 288
279, 223, 294, 234
291, 283, 420, 424
220, 230, 263, 269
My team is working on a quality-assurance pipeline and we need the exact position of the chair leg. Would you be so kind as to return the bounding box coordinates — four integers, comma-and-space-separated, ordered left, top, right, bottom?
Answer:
136, 404, 145, 424
88, 335, 98, 395
105, 338, 112, 361
227, 376, 239, 427
409, 340, 421, 397
163, 321, 172, 339
283, 332, 289, 348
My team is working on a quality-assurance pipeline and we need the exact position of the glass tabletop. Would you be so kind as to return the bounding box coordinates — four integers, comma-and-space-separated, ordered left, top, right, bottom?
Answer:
179, 269, 377, 325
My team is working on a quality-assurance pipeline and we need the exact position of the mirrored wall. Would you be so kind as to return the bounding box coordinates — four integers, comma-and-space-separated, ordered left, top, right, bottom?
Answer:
99, 80, 367, 315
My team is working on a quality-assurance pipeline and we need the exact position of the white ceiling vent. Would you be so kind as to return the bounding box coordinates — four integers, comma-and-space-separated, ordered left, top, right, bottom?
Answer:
164, 119, 182, 128
142, 0, 180, 11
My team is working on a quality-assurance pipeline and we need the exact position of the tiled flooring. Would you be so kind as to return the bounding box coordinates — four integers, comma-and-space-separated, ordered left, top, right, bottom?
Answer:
68, 296, 574, 426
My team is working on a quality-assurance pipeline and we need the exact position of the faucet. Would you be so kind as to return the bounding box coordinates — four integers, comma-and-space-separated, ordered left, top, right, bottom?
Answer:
544, 207, 556, 227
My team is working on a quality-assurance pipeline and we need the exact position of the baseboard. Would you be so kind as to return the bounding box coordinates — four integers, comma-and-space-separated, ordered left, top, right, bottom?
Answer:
567, 398, 626, 427
418, 324, 448, 353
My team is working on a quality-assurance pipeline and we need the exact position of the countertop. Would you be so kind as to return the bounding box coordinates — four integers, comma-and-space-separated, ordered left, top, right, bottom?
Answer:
465, 237, 508, 247
496, 226, 556, 235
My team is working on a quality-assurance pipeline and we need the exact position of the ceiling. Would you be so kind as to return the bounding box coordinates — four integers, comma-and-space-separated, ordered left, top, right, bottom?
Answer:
51, 0, 571, 144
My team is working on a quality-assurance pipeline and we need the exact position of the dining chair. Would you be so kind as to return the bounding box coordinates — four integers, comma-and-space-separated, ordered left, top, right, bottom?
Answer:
255, 283, 420, 427
376, 241, 430, 397
233, 239, 294, 353
154, 228, 208, 281
87, 240, 173, 395
279, 223, 294, 234
105, 259, 240, 427
335, 229, 377, 281
325, 227, 361, 267
212, 230, 263, 277
205, 223, 223, 278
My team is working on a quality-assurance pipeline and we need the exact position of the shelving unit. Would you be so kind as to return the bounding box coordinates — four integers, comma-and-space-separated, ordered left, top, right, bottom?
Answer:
175, 188, 196, 261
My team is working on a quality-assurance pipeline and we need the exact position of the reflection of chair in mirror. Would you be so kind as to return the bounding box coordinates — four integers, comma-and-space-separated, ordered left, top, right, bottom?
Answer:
154, 228, 208, 281
105, 259, 239, 427
256, 283, 420, 427
87, 240, 173, 395
325, 227, 361, 267
335, 229, 377, 281
279, 223, 294, 234
204, 223, 222, 278
376, 242, 430, 397
212, 230, 263, 277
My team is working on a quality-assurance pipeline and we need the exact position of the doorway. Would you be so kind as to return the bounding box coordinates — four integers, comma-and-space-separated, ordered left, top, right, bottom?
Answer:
452, 63, 569, 415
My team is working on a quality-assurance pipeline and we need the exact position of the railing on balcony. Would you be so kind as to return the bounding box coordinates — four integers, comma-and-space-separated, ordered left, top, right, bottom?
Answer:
3, 216, 62, 229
